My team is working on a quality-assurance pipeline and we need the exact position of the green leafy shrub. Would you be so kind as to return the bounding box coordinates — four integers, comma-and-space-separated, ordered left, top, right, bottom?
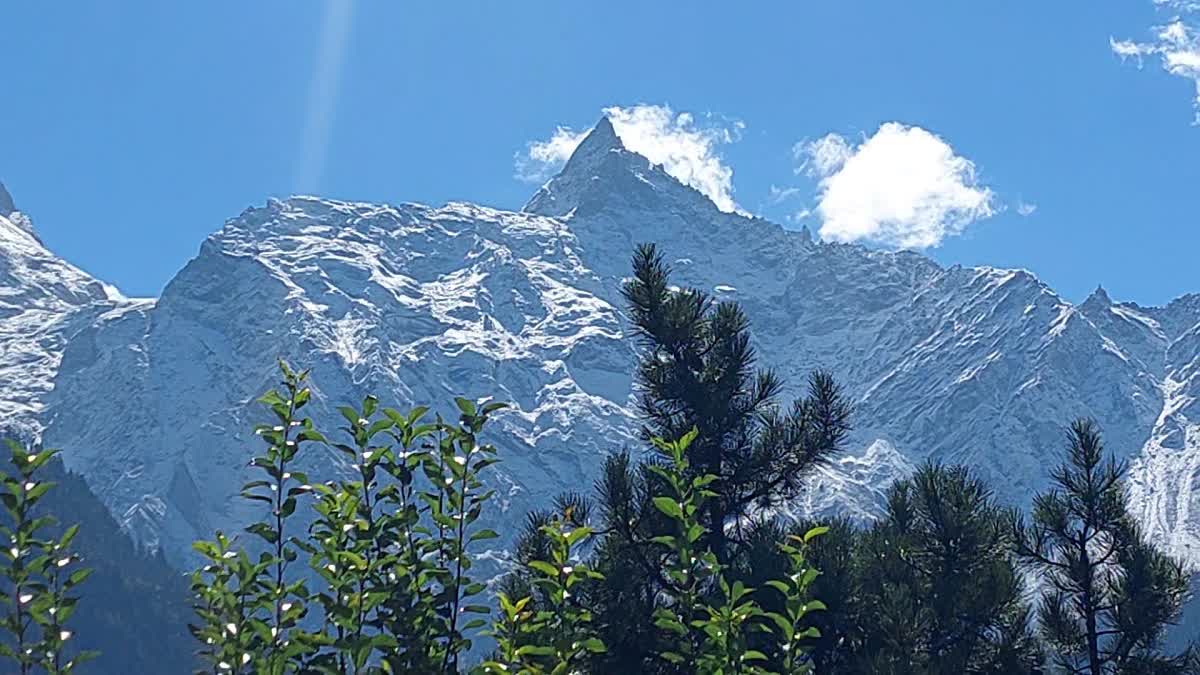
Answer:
481, 514, 606, 674
187, 362, 517, 673
763, 527, 827, 674
648, 429, 825, 675
0, 441, 94, 674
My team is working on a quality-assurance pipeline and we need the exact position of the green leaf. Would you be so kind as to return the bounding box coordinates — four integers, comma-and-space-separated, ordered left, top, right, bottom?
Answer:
246, 522, 279, 544
468, 529, 500, 543
455, 398, 477, 417
297, 428, 326, 443
25, 481, 54, 502
58, 523, 80, 550
367, 419, 393, 438
654, 616, 687, 636
580, 637, 606, 653
338, 406, 361, 426
565, 526, 593, 547
527, 561, 559, 578
678, 426, 699, 449
660, 651, 685, 664
764, 580, 791, 595
66, 568, 93, 588
651, 497, 683, 520
803, 525, 830, 543
362, 394, 378, 418
406, 406, 430, 425
764, 612, 794, 637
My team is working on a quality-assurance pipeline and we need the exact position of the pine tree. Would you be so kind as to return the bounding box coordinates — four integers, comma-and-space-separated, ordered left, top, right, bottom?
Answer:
576, 454, 666, 672
568, 243, 850, 672
860, 463, 1041, 674
788, 517, 863, 674
621, 242, 851, 564
1013, 419, 1191, 674
800, 464, 1042, 674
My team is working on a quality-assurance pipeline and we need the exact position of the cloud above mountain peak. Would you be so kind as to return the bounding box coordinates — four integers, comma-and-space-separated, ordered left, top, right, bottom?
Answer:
797, 122, 996, 250
516, 104, 743, 213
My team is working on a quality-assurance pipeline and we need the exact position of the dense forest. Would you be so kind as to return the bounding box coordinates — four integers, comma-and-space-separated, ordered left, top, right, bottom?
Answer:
0, 244, 1195, 674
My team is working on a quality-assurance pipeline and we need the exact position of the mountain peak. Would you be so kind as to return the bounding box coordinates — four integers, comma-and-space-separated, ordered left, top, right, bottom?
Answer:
522, 116, 723, 220
1083, 284, 1112, 309
572, 115, 624, 158
522, 117, 643, 217
0, 181, 40, 243
0, 181, 15, 217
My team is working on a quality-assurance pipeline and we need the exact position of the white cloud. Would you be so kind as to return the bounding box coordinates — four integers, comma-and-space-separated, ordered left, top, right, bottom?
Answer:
790, 208, 814, 223
604, 106, 742, 213
767, 184, 802, 204
514, 126, 589, 183
1156, 0, 1200, 12
793, 134, 852, 176
1016, 201, 1038, 217
798, 122, 996, 250
1112, 4, 1200, 123
516, 104, 743, 213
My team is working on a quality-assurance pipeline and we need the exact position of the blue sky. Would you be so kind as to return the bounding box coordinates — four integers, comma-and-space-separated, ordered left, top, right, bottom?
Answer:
2, 1, 1198, 304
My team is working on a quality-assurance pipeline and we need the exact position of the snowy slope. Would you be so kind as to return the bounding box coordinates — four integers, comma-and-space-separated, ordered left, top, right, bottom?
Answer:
41, 193, 638, 561
0, 182, 142, 443
6, 119, 1200, 577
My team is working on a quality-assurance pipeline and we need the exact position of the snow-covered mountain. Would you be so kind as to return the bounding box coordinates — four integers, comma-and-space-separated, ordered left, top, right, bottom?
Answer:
0, 182, 143, 443
4, 118, 1200, 574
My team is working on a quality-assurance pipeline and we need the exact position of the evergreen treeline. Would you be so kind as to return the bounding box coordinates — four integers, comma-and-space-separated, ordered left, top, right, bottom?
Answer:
34, 458, 195, 673
0, 243, 1194, 673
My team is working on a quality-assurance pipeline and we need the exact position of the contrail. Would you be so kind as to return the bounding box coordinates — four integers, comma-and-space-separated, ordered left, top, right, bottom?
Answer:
294, 0, 355, 195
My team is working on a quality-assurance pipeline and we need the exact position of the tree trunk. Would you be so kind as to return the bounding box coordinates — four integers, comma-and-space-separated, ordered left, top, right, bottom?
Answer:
708, 498, 729, 565
1080, 544, 1102, 674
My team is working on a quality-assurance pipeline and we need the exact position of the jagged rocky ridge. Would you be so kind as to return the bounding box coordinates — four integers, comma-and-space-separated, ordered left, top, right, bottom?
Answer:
3, 118, 1200, 577
0, 186, 139, 443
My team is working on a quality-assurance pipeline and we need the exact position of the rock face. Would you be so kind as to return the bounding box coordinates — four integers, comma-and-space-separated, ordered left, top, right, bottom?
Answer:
0, 187, 139, 444
0, 181, 16, 216
3, 119, 1200, 575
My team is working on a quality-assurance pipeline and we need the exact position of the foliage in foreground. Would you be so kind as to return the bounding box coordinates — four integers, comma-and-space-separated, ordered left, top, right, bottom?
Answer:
0, 442, 192, 674
38, 459, 194, 673
646, 430, 826, 675
797, 424, 1198, 675
183, 360, 825, 674
799, 463, 1043, 674
1014, 419, 1194, 674
0, 441, 94, 674
500, 242, 847, 674
2, 241, 1197, 675
188, 362, 514, 673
